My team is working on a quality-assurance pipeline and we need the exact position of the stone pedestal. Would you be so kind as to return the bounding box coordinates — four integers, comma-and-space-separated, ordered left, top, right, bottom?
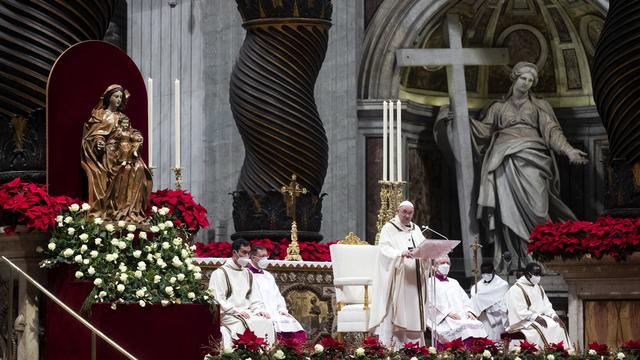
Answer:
546, 253, 640, 349
0, 226, 48, 360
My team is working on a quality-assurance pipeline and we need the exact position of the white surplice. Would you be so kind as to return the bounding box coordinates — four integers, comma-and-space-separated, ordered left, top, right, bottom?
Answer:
426, 276, 487, 343
369, 216, 430, 349
249, 265, 305, 334
208, 259, 275, 347
470, 275, 509, 341
505, 276, 573, 351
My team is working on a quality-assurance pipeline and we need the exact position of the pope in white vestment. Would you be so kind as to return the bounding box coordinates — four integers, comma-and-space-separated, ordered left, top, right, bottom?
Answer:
505, 263, 572, 351
248, 245, 306, 343
369, 201, 431, 349
208, 240, 275, 347
470, 263, 509, 341
426, 255, 487, 345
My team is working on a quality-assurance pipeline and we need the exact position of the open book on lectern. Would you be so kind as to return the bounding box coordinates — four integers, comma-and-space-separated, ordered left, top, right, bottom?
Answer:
412, 239, 460, 260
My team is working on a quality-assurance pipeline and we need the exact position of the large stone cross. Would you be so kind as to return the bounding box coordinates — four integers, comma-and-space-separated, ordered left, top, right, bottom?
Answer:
396, 14, 509, 275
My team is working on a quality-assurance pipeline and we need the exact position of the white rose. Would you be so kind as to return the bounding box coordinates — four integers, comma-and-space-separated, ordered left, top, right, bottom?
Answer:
75, 271, 83, 279
90, 250, 99, 258
137, 261, 146, 271
161, 300, 169, 306
314, 344, 323, 353
81, 203, 91, 211
134, 270, 143, 278
515, 357, 522, 360
165, 286, 174, 295
172, 258, 183, 268
88, 266, 95, 275
105, 224, 115, 232
48, 242, 56, 251
64, 216, 73, 224
355, 347, 365, 356
187, 292, 195, 299
63, 248, 74, 257
274, 350, 285, 359
588, 350, 597, 356
154, 275, 161, 283
127, 224, 136, 232
190, 245, 196, 251
411, 357, 418, 360
139, 300, 146, 307
162, 242, 170, 250
119, 273, 128, 282
187, 264, 195, 271
428, 347, 437, 354
94, 238, 102, 245
117, 220, 126, 228
131, 250, 141, 258
67, 227, 75, 235
79, 233, 89, 242
118, 241, 127, 250
80, 244, 88, 253
617, 353, 626, 360
185, 258, 193, 265
150, 226, 160, 233
157, 259, 167, 268
98, 291, 107, 298
158, 223, 166, 230
146, 254, 154, 261
74, 254, 83, 263
194, 266, 202, 273
164, 220, 174, 228
136, 289, 145, 298
194, 272, 202, 280
126, 233, 135, 240
111, 238, 119, 246
152, 206, 158, 213
223, 347, 234, 354
159, 207, 170, 215
177, 273, 185, 281
483, 350, 492, 358
117, 284, 125, 292
169, 277, 177, 284
172, 238, 182, 246
181, 249, 189, 259
83, 259, 90, 265
94, 217, 103, 225
118, 263, 127, 272
56, 215, 63, 222
139, 231, 147, 240
547, 355, 555, 360
69, 204, 80, 212
94, 278, 103, 286
513, 346, 521, 354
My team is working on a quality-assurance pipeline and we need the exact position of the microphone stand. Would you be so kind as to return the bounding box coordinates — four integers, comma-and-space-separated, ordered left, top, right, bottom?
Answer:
420, 225, 448, 348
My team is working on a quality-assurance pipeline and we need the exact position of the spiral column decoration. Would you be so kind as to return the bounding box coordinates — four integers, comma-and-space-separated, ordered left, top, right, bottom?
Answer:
592, 0, 640, 215
0, 0, 115, 183
230, 0, 332, 241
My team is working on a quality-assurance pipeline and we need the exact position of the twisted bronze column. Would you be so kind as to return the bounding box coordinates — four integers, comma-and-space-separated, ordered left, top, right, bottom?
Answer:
592, 0, 640, 215
230, 0, 332, 241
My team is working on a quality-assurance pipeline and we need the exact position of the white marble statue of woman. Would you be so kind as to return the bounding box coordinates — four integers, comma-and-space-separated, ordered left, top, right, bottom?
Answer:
435, 62, 588, 270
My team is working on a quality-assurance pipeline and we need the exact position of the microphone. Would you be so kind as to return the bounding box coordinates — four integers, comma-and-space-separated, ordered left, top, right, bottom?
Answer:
421, 225, 449, 240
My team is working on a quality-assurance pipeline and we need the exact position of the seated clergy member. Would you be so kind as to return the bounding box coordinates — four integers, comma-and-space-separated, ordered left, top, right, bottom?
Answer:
248, 244, 306, 343
426, 255, 487, 347
208, 239, 275, 347
505, 262, 573, 351
470, 262, 509, 341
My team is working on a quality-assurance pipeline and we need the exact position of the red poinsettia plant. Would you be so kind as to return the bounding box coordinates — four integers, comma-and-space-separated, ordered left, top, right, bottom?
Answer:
149, 189, 209, 233
529, 217, 640, 261
0, 178, 75, 235
545, 341, 569, 358
518, 340, 539, 354
587, 342, 609, 357
401, 341, 435, 358
468, 337, 498, 355
229, 328, 267, 358
194, 238, 335, 262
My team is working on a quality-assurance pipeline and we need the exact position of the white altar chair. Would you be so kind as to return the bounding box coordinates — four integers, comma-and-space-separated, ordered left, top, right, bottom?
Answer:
329, 234, 379, 335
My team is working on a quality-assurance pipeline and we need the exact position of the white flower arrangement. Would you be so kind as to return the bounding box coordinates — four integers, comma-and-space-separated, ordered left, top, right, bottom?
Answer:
40, 203, 215, 309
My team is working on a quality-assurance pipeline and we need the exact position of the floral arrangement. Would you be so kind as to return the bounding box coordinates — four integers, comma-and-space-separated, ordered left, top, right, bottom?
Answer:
0, 178, 76, 235
39, 203, 214, 308
203, 333, 640, 360
149, 189, 209, 234
194, 238, 334, 262
529, 217, 640, 261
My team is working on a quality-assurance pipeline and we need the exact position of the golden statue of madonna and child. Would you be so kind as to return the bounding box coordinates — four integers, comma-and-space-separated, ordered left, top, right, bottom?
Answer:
80, 84, 153, 223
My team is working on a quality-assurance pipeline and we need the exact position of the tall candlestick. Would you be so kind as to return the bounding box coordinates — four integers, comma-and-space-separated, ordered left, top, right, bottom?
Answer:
147, 78, 153, 168
174, 79, 181, 169
382, 100, 388, 181
397, 99, 402, 182
388, 100, 395, 182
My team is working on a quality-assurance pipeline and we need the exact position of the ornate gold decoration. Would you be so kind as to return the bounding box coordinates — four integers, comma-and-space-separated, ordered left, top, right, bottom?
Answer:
337, 232, 368, 245
285, 221, 302, 261
172, 167, 183, 190
374, 180, 407, 245
280, 174, 308, 221
10, 116, 27, 151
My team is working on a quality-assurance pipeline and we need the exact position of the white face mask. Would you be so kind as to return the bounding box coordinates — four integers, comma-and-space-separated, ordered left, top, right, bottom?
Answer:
237, 256, 251, 267
437, 264, 450, 275
528, 275, 541, 285
257, 257, 269, 269
481, 273, 493, 282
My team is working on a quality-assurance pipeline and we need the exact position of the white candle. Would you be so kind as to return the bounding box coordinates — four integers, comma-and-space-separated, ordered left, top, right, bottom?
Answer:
382, 100, 388, 181
147, 78, 153, 168
388, 100, 395, 182
174, 79, 180, 168
397, 99, 402, 182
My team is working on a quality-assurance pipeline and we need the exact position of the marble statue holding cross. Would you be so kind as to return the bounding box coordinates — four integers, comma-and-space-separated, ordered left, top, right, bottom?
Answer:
434, 62, 588, 271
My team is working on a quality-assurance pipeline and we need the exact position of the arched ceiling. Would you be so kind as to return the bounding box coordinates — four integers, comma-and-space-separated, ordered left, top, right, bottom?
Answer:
399, 0, 606, 108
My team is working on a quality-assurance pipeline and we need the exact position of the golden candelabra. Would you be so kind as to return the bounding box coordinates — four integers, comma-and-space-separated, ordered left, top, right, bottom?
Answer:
171, 167, 183, 190
375, 180, 407, 245
285, 221, 302, 261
